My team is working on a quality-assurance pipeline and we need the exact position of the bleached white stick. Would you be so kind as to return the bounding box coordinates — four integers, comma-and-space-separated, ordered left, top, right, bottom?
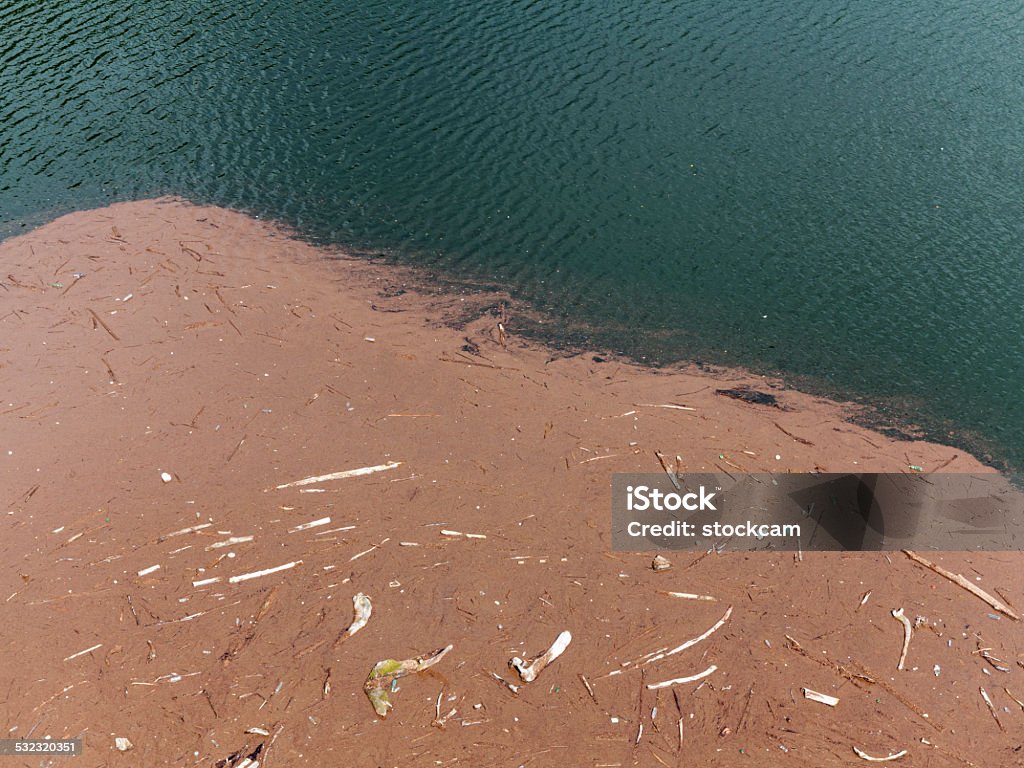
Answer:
803, 688, 839, 706
441, 529, 487, 539
207, 536, 254, 550
160, 522, 212, 539
229, 560, 303, 584
853, 746, 908, 762
64, 644, 102, 661
662, 591, 717, 601
644, 605, 733, 664
635, 403, 697, 411
646, 665, 717, 690
314, 525, 356, 535
289, 517, 331, 533
274, 461, 401, 489
137, 565, 161, 576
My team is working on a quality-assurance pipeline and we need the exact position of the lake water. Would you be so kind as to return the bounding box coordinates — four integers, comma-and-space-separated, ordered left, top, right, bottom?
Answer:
2, 0, 1023, 468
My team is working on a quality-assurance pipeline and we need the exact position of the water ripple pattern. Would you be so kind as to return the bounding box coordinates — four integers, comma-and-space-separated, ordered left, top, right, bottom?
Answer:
2, 0, 1024, 467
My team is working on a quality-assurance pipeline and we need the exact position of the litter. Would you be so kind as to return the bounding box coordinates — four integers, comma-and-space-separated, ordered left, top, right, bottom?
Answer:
891, 608, 912, 670
273, 461, 402, 489
802, 688, 839, 707
363, 645, 453, 717
647, 664, 717, 690
193, 577, 221, 587
137, 564, 161, 577
160, 472, 173, 483
853, 746, 907, 762
245, 727, 270, 736
652, 555, 672, 572
114, 737, 133, 752
510, 630, 572, 683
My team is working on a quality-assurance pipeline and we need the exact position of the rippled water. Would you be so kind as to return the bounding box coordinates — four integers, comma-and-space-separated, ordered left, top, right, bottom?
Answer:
3, 0, 1024, 467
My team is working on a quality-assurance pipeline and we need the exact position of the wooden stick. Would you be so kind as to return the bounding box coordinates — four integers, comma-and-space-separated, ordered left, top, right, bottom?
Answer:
274, 461, 401, 489
645, 606, 732, 664
87, 309, 119, 341
902, 550, 1019, 620
774, 422, 813, 446
647, 665, 717, 690
229, 560, 302, 584
979, 687, 1003, 731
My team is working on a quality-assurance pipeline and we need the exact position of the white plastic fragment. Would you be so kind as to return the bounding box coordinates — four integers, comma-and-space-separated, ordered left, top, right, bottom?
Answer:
802, 688, 839, 707
114, 737, 133, 752
245, 727, 270, 736
160, 472, 173, 483
510, 630, 572, 683
274, 461, 402, 489
137, 564, 161, 577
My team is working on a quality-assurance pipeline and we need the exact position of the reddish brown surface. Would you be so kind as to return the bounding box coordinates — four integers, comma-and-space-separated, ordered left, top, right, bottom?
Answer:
1, 199, 1021, 767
